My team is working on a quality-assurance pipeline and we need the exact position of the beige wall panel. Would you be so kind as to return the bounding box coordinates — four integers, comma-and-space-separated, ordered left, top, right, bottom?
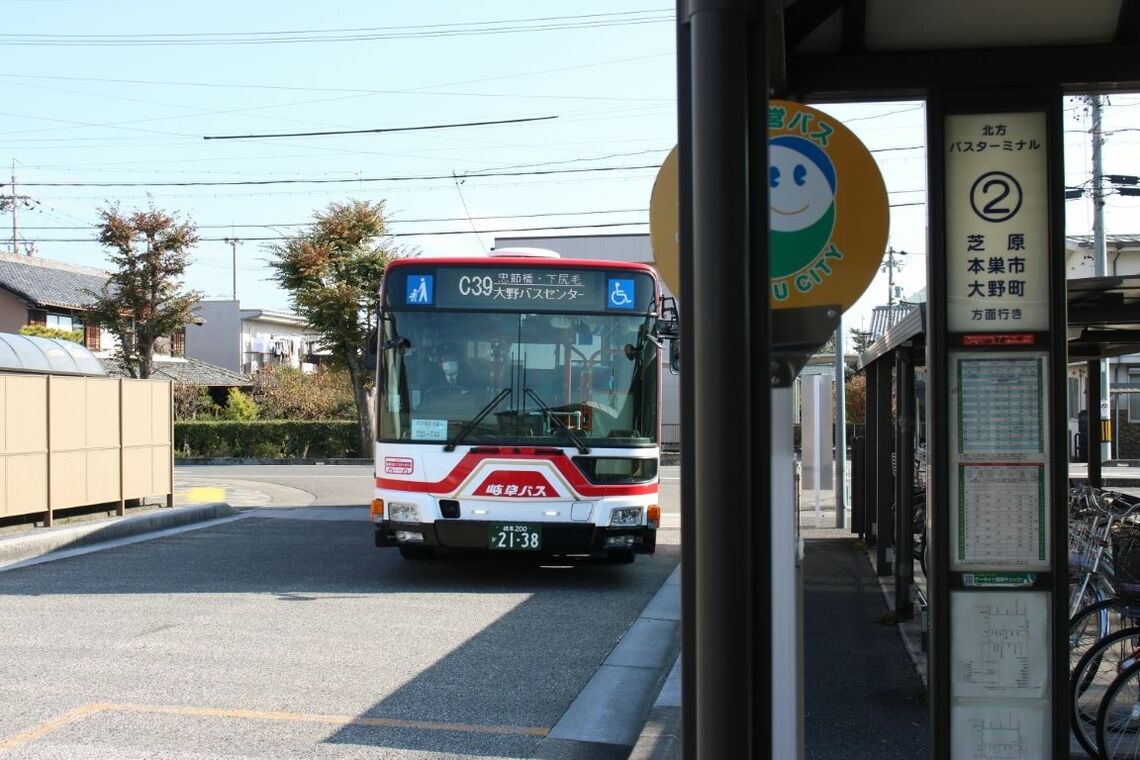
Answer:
122, 446, 153, 498
85, 379, 120, 448
50, 376, 86, 451
121, 381, 153, 447
6, 376, 46, 455
50, 450, 88, 509
152, 382, 172, 444
86, 448, 120, 504
6, 453, 47, 517
151, 444, 171, 493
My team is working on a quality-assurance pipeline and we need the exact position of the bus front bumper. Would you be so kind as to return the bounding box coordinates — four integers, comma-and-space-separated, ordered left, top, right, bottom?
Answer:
374, 519, 656, 555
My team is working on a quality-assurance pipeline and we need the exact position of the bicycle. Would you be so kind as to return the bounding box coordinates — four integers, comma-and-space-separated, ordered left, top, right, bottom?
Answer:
1097, 656, 1140, 758
1072, 625, 1140, 757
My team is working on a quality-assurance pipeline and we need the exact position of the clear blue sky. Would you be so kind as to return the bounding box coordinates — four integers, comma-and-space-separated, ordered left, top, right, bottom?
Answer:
0, 1, 1133, 339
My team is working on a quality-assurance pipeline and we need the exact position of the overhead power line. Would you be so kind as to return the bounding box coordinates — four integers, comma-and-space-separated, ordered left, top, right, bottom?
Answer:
23, 220, 651, 243
202, 115, 557, 141
0, 10, 672, 47
16, 207, 650, 231
17, 163, 662, 188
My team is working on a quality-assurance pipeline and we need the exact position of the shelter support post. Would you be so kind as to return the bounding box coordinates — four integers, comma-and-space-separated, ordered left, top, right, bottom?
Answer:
875, 357, 893, 577
852, 434, 866, 539
835, 326, 847, 529
682, 0, 772, 756
674, 1, 695, 757
894, 347, 915, 620
864, 365, 879, 546
1088, 358, 1103, 488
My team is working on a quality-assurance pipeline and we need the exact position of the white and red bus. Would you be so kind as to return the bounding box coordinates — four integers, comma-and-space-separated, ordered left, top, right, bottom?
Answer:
370, 249, 676, 562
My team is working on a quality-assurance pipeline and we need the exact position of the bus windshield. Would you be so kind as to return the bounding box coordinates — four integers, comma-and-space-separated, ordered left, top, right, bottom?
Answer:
377, 309, 659, 448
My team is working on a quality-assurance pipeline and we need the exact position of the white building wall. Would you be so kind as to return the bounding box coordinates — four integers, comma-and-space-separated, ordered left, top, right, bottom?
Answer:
184, 300, 243, 372
240, 314, 322, 373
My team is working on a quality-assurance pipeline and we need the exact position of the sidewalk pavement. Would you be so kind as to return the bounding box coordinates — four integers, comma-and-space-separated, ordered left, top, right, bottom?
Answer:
628, 484, 929, 760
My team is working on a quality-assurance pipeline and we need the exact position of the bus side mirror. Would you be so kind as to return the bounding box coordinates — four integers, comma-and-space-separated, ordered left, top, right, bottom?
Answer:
669, 338, 680, 374
364, 328, 378, 371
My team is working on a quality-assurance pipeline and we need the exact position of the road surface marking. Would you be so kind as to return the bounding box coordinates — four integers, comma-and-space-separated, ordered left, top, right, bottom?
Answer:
0, 702, 549, 751
0, 703, 112, 750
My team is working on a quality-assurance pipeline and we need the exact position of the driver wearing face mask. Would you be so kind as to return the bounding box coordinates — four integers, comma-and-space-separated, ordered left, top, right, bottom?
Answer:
435, 348, 468, 392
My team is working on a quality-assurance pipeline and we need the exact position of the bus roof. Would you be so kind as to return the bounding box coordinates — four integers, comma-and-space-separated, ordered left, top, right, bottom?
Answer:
386, 255, 659, 276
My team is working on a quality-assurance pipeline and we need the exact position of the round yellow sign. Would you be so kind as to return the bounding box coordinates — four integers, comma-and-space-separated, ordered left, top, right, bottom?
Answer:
648, 146, 679, 296
649, 101, 889, 312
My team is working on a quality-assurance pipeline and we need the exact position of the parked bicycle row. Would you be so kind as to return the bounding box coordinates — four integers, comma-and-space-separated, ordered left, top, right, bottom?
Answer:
1068, 484, 1140, 758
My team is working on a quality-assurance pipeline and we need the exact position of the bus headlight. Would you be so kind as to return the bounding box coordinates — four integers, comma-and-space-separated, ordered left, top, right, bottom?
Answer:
609, 507, 644, 527
388, 502, 420, 523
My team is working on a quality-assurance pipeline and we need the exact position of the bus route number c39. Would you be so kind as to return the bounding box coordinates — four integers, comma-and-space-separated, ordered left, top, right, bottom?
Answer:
458, 275, 495, 297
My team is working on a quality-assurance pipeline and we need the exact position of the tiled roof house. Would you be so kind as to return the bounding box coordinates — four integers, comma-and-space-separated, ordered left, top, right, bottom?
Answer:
0, 251, 247, 386
0, 250, 110, 349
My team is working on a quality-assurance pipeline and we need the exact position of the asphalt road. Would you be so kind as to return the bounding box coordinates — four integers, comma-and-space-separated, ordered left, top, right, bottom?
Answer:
0, 464, 681, 759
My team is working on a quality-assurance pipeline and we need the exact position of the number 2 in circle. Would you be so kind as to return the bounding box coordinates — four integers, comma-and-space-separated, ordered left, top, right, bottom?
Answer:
970, 171, 1022, 223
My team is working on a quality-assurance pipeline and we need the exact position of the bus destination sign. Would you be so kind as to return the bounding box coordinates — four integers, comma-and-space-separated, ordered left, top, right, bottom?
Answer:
399, 267, 651, 312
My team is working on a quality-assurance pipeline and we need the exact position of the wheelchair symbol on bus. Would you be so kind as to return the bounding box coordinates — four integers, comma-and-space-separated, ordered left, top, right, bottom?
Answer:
608, 278, 635, 309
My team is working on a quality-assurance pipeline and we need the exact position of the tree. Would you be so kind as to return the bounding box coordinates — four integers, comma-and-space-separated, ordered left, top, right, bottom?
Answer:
86, 204, 201, 379
267, 200, 400, 453
848, 327, 875, 356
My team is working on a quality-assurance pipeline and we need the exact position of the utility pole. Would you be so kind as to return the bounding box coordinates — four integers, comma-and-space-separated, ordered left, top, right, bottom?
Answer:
882, 247, 906, 327
224, 237, 241, 301
2, 161, 34, 256
1091, 95, 1113, 460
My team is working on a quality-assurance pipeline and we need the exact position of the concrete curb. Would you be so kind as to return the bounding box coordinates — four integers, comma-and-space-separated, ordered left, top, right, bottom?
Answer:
0, 503, 238, 566
628, 658, 681, 760
534, 565, 681, 759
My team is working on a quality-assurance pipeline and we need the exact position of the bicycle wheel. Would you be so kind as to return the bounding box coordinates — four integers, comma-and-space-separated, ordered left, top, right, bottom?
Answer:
1097, 659, 1140, 759
1072, 598, 1140, 672
1072, 626, 1140, 757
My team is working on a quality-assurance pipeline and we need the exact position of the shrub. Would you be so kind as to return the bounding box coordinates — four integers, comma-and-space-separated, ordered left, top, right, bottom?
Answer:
173, 385, 220, 421
222, 388, 258, 421
174, 420, 361, 459
250, 365, 354, 420
20, 324, 84, 344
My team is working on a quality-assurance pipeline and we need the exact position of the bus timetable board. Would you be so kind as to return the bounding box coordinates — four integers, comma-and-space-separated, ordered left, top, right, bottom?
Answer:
392, 266, 656, 313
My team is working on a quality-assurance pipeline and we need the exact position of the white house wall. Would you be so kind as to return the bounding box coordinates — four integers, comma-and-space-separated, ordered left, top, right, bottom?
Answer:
241, 317, 322, 374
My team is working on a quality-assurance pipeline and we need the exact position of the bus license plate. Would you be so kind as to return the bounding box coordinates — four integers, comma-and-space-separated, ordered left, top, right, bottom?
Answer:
488, 523, 541, 551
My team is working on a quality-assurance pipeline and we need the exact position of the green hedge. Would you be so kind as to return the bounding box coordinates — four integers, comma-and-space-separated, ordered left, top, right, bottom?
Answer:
175, 420, 362, 459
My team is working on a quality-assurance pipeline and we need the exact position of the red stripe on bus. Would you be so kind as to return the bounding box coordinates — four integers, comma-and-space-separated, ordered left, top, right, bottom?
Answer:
375, 450, 657, 498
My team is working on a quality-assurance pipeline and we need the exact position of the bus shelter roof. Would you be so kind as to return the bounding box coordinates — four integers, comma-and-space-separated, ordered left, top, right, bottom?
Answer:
857, 275, 1140, 368
777, 0, 1140, 100
1068, 275, 1140, 361
0, 333, 107, 377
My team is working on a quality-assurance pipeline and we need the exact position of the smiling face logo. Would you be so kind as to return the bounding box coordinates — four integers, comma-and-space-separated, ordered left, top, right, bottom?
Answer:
648, 101, 889, 312
769, 135, 837, 279
765, 101, 889, 310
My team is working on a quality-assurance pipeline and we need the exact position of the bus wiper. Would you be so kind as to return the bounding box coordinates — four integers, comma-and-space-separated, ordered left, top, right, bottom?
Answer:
524, 388, 590, 455
444, 387, 512, 452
